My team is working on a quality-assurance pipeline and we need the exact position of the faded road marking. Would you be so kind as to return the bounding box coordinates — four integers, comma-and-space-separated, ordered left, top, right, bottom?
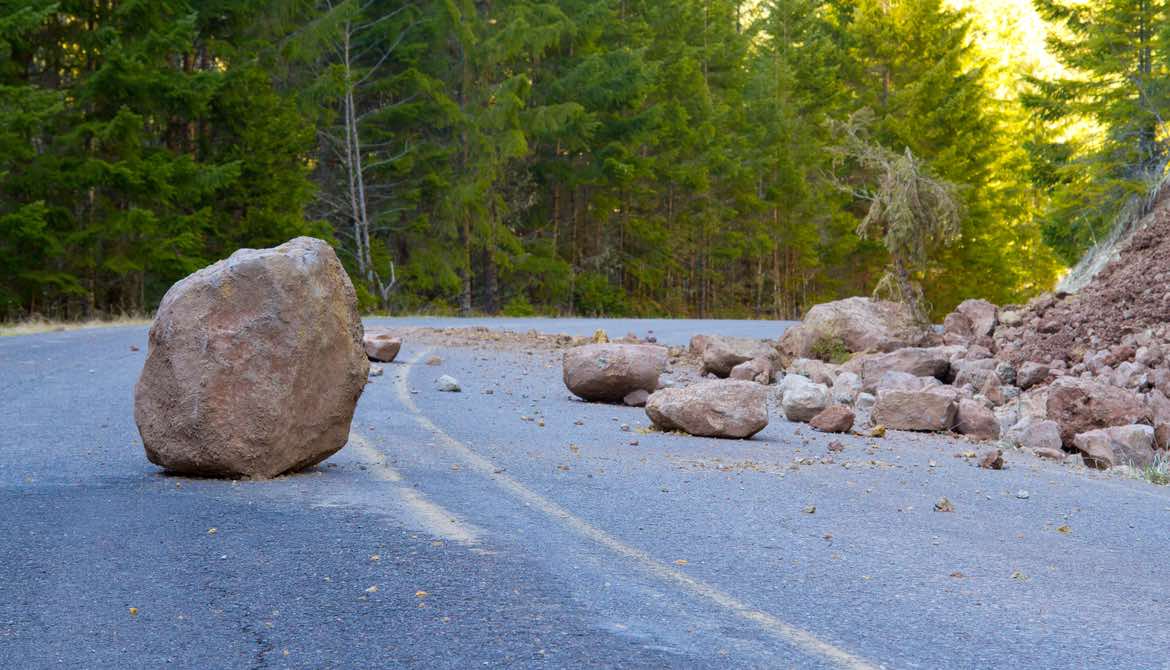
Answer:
348, 432, 482, 546
394, 350, 879, 670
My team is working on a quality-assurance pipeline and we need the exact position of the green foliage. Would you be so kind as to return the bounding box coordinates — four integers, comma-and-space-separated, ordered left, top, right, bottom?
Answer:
502, 295, 538, 317
809, 335, 851, 365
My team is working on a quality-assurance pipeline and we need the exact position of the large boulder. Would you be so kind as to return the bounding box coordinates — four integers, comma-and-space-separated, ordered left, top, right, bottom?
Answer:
1045, 377, 1150, 447
859, 348, 951, 393
778, 297, 932, 360
701, 336, 779, 377
781, 376, 832, 422
872, 387, 960, 432
134, 237, 369, 479
1073, 425, 1156, 469
873, 371, 942, 393
563, 343, 667, 402
645, 380, 768, 439
787, 358, 839, 386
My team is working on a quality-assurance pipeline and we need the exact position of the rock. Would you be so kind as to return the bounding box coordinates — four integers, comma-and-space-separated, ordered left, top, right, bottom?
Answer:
872, 387, 960, 432
957, 399, 1000, 441
729, 357, 775, 385
701, 336, 778, 377
1016, 362, 1049, 390
934, 497, 955, 513
425, 355, 443, 366
831, 371, 862, 404
951, 358, 998, 389
1033, 447, 1066, 461
809, 405, 855, 433
688, 334, 712, 356
134, 237, 368, 479
855, 392, 876, 412
645, 380, 769, 439
873, 371, 942, 393
1073, 425, 1156, 469
436, 375, 461, 392
1045, 377, 1150, 447
1018, 420, 1063, 452
943, 311, 974, 338
1000, 310, 1023, 327
781, 376, 832, 422
778, 297, 932, 360
955, 299, 998, 337
369, 365, 384, 377
623, 389, 650, 407
362, 332, 401, 362
978, 448, 1004, 470
787, 358, 839, 386
859, 348, 950, 393
563, 344, 667, 402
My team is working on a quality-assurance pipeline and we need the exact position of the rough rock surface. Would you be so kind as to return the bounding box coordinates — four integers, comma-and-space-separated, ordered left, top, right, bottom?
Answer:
645, 380, 768, 439
729, 357, 774, 385
778, 297, 933, 359
873, 371, 942, 393
809, 405, 855, 433
781, 377, 833, 422
701, 336, 778, 377
623, 389, 650, 407
1045, 377, 1150, 446
1017, 420, 1063, 452
956, 399, 1000, 441
872, 387, 960, 432
362, 332, 401, 362
563, 344, 667, 402
955, 299, 998, 338
859, 348, 950, 392
787, 358, 839, 386
134, 237, 369, 479
1073, 425, 1156, 469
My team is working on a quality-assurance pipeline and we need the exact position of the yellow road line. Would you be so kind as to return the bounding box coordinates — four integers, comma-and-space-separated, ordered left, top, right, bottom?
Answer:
393, 349, 880, 670
348, 432, 482, 546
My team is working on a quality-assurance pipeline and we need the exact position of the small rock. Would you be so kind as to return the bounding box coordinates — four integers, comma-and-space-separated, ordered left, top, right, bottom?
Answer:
623, 389, 650, 407
809, 405, 855, 434
1016, 490, 1030, 500
369, 365, 384, 377
934, 497, 955, 512
425, 355, 443, 366
1033, 447, 1066, 461
978, 448, 1004, 470
363, 332, 401, 362
827, 440, 845, 452
436, 375, 461, 392
620, 423, 631, 432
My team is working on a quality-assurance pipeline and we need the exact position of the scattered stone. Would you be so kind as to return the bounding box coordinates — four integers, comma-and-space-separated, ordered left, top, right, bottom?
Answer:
436, 375, 461, 392
369, 365, 384, 377
563, 343, 667, 402
134, 237, 368, 479
701, 336, 779, 377
934, 497, 955, 512
978, 448, 1004, 470
1033, 447, 1066, 461
956, 399, 1001, 441
1046, 377, 1150, 446
831, 371, 863, 404
1016, 362, 1050, 390
869, 424, 886, 438
1073, 424, 1156, 469
1016, 490, 1030, 500
827, 440, 845, 452
1018, 419, 1063, 452
855, 392, 877, 412
781, 376, 832, 423
644, 380, 769, 439
787, 358, 839, 386
425, 355, 443, 366
809, 405, 855, 433
363, 332, 401, 362
872, 387, 960, 432
729, 357, 775, 385
623, 389, 650, 407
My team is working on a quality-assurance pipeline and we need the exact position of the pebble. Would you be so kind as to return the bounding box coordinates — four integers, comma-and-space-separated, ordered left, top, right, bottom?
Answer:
436, 375, 461, 392
1016, 490, 1030, 499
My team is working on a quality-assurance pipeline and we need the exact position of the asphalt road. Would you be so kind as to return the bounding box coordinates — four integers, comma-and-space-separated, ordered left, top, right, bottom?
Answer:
3, 318, 1170, 669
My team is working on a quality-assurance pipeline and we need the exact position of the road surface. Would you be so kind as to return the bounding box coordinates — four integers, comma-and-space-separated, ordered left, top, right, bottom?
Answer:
2, 318, 1169, 669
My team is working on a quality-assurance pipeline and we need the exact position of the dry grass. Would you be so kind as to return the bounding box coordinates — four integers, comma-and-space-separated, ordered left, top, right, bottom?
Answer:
0, 314, 152, 337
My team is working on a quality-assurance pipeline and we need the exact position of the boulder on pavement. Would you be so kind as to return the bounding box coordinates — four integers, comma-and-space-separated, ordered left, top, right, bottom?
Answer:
563, 343, 667, 402
645, 380, 768, 439
436, 375, 461, 392
778, 297, 932, 360
701, 336, 779, 377
859, 348, 950, 393
134, 237, 369, 479
730, 357, 774, 385
623, 389, 650, 407
832, 371, 863, 405
363, 332, 401, 362
1045, 377, 1150, 447
781, 376, 832, 422
872, 387, 960, 432
1017, 419, 1063, 452
956, 398, 1000, 441
1073, 425, 1156, 469
810, 405, 855, 433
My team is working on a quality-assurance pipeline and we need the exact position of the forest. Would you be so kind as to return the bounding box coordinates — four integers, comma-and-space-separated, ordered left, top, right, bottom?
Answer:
1, 0, 1168, 321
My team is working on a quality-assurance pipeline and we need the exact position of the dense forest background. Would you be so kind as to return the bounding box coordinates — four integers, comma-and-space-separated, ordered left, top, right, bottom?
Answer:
2, 0, 1167, 320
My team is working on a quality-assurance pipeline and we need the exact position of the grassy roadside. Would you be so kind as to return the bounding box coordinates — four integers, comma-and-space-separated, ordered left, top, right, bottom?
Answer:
0, 315, 152, 337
